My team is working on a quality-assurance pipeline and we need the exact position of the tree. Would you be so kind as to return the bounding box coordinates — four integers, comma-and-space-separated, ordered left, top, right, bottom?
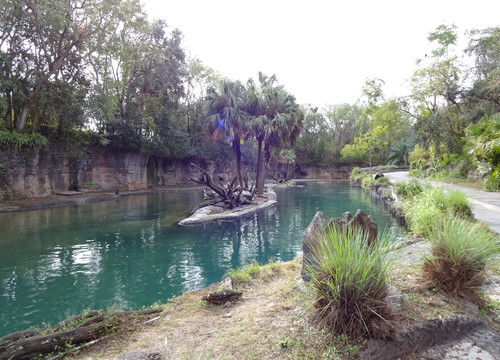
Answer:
462, 27, 500, 123
294, 107, 330, 165
0, 0, 130, 132
206, 78, 247, 187
341, 125, 388, 167
246, 73, 303, 195
408, 24, 465, 155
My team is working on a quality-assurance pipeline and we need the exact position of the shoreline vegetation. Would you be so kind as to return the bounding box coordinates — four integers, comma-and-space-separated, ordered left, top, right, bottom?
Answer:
1, 175, 499, 359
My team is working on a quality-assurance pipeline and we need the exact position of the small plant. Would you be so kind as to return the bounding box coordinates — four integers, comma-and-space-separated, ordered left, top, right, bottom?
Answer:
306, 226, 397, 339
421, 217, 500, 305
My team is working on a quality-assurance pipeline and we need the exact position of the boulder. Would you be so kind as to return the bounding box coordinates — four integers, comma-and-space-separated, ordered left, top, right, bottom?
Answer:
301, 209, 378, 281
374, 172, 384, 180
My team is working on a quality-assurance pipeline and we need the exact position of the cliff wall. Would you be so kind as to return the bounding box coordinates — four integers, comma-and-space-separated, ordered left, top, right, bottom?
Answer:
0, 146, 352, 200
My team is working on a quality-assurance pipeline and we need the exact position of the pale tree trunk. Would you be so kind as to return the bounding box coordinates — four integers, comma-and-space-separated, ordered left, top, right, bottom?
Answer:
233, 134, 244, 188
255, 138, 264, 195
17, 105, 30, 131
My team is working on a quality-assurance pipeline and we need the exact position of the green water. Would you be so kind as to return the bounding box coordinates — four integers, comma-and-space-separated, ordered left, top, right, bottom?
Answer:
0, 181, 401, 336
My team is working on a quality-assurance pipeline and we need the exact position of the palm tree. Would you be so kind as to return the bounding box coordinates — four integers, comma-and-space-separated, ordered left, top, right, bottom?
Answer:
246, 73, 303, 195
387, 139, 416, 166
206, 79, 247, 187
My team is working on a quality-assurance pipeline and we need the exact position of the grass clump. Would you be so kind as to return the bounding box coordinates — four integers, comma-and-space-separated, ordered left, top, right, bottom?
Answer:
395, 179, 428, 199
422, 217, 500, 305
306, 226, 397, 340
402, 185, 472, 237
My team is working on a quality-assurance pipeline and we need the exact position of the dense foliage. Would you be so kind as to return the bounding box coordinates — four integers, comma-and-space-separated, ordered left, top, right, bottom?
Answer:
0, 1, 499, 189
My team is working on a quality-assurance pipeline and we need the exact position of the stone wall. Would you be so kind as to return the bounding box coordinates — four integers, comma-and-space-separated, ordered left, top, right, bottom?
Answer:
295, 164, 352, 179
0, 146, 69, 199
0, 146, 354, 200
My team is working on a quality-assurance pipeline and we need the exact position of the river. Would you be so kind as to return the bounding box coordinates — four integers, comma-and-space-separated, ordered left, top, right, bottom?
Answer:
0, 181, 401, 336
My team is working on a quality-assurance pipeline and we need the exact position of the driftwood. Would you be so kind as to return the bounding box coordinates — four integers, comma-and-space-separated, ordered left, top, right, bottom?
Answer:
272, 165, 297, 184
0, 308, 163, 360
188, 163, 250, 210
202, 290, 243, 305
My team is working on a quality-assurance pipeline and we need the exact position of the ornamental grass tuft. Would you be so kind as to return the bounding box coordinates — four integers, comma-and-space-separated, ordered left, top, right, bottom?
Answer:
422, 217, 500, 305
306, 226, 397, 340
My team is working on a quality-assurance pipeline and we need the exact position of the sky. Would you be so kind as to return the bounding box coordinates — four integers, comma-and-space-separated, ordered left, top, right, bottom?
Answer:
141, 0, 500, 108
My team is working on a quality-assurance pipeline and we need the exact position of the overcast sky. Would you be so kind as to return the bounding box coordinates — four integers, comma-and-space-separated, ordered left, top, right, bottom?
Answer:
141, 0, 500, 108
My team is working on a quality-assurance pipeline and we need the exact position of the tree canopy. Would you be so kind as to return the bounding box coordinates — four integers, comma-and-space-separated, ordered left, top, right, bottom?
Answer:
1, 4, 499, 189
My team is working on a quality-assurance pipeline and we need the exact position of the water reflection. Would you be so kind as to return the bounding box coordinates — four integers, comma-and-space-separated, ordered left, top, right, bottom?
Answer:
0, 182, 402, 336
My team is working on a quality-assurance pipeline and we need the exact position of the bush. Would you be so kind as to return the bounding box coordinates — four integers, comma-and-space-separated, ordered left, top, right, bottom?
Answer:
483, 165, 500, 191
402, 186, 472, 237
306, 226, 397, 339
395, 179, 428, 199
422, 217, 500, 305
408, 144, 430, 171
361, 176, 373, 190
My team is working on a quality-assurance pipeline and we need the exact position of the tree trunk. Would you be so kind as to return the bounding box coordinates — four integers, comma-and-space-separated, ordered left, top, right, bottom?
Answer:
258, 141, 271, 194
255, 138, 264, 195
17, 105, 29, 131
233, 134, 243, 188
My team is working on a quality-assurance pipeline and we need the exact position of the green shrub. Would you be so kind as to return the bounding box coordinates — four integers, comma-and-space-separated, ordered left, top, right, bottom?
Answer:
0, 130, 48, 149
306, 226, 397, 339
422, 217, 500, 305
403, 198, 443, 237
361, 176, 373, 190
439, 190, 472, 218
483, 166, 500, 191
395, 179, 428, 199
374, 175, 391, 185
402, 186, 472, 236
408, 144, 430, 171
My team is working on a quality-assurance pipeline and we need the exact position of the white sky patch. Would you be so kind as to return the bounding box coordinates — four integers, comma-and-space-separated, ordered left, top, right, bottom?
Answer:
141, 0, 500, 107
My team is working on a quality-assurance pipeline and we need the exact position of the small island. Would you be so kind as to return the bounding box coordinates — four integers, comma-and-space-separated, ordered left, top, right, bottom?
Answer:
179, 187, 277, 226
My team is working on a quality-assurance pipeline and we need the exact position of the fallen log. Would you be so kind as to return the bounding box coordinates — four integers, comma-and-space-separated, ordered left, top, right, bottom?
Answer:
0, 308, 163, 360
2, 321, 109, 360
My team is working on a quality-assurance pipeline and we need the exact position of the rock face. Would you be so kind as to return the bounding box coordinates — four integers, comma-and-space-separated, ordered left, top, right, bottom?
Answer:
295, 164, 352, 179
301, 209, 378, 281
0, 145, 356, 200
